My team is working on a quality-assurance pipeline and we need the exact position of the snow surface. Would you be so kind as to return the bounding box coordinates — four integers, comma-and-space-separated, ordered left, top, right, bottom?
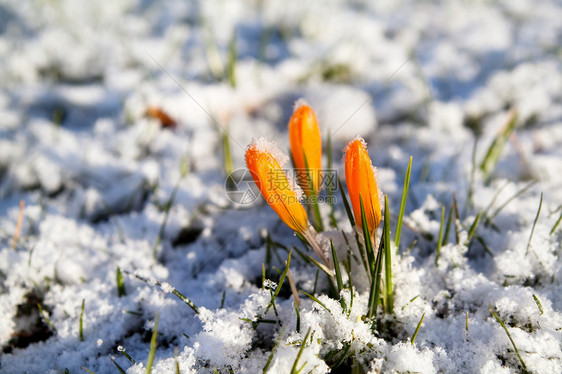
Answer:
1, 0, 561, 373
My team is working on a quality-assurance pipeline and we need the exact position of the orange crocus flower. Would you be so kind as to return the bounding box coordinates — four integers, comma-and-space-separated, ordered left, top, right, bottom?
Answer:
288, 100, 322, 196
344, 137, 382, 236
246, 138, 329, 266
246, 140, 309, 234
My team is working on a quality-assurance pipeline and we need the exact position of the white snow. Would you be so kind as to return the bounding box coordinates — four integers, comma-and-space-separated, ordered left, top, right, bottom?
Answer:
0, 1, 561, 373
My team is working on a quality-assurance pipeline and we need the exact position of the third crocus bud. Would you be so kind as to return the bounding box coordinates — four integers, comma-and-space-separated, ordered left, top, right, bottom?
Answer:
288, 100, 322, 197
344, 136, 382, 237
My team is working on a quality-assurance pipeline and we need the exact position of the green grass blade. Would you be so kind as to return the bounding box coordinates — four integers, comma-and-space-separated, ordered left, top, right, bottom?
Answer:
303, 151, 324, 232
442, 205, 454, 246
125, 272, 198, 313
326, 131, 337, 228
367, 234, 385, 320
37, 303, 56, 333
480, 111, 518, 175
146, 313, 159, 374
82, 367, 97, 374
466, 210, 482, 245
488, 181, 536, 222
550, 210, 562, 235
532, 294, 544, 315
359, 196, 375, 274
294, 302, 301, 333
489, 305, 528, 372
299, 290, 331, 313
227, 29, 237, 88
526, 192, 543, 256
265, 250, 292, 314
330, 239, 346, 311
263, 328, 285, 373
116, 267, 126, 297
222, 131, 234, 189
290, 327, 311, 374
411, 313, 425, 345
338, 178, 355, 227
79, 298, 85, 341
174, 347, 181, 374
395, 156, 412, 249
435, 206, 446, 267
111, 358, 126, 374
383, 195, 393, 314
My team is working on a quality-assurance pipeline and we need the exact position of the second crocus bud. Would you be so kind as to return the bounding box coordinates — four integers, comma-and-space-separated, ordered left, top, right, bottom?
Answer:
344, 136, 382, 237
288, 100, 322, 197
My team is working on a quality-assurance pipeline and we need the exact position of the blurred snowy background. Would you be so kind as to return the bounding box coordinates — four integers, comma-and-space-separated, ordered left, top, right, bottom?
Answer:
0, 0, 561, 373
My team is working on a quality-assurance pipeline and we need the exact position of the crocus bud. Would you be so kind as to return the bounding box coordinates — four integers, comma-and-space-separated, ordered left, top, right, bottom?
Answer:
288, 100, 322, 196
246, 139, 309, 234
344, 137, 382, 235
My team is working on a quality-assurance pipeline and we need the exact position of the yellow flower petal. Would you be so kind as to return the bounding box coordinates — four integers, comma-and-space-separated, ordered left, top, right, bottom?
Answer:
344, 137, 382, 235
288, 100, 322, 196
246, 141, 309, 234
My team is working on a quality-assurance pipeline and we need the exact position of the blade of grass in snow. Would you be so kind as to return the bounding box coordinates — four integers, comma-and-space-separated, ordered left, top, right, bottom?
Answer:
118, 346, 136, 364
290, 327, 311, 374
326, 132, 337, 228
116, 267, 126, 297
37, 303, 56, 333
331, 343, 352, 370
480, 110, 518, 176
145, 313, 159, 374
10, 199, 24, 250
411, 313, 425, 345
303, 151, 324, 232
287, 268, 301, 307
466, 210, 482, 245
126, 271, 198, 313
222, 131, 234, 189
481, 180, 510, 223
367, 233, 385, 320
82, 367, 97, 374
453, 193, 460, 244
294, 301, 301, 332
435, 206, 446, 267
265, 250, 292, 314
532, 294, 544, 315
383, 195, 393, 313
227, 29, 237, 88
79, 299, 85, 342
299, 290, 331, 313
220, 290, 226, 308
406, 238, 418, 254
550, 211, 562, 235
338, 178, 368, 276
526, 193, 543, 256
489, 305, 528, 372
330, 239, 346, 310
202, 22, 225, 81
359, 196, 375, 275
263, 327, 285, 373
488, 180, 536, 222
401, 295, 420, 311
395, 156, 412, 250
442, 205, 454, 246
111, 358, 126, 374
464, 139, 478, 216
174, 347, 181, 374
